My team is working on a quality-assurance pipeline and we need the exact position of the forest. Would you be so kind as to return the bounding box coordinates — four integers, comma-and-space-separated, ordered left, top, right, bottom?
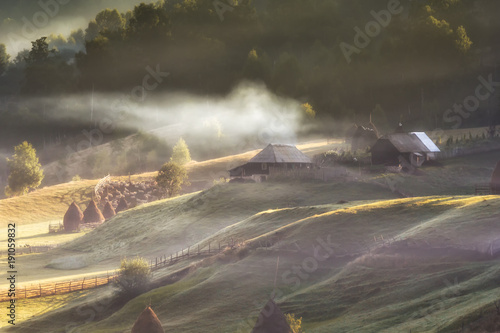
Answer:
0, 0, 499, 156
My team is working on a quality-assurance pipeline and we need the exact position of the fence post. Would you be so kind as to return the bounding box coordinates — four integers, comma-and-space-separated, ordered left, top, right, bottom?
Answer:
24, 286, 27, 299
155, 257, 158, 267
82, 277, 85, 290
39, 284, 42, 297
69, 281, 72, 292
95, 276, 98, 287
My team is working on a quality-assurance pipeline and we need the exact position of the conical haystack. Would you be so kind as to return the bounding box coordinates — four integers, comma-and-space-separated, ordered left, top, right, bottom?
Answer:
251, 299, 293, 333
102, 201, 116, 220
82, 200, 105, 223
116, 197, 128, 213
63, 202, 83, 232
131, 306, 165, 333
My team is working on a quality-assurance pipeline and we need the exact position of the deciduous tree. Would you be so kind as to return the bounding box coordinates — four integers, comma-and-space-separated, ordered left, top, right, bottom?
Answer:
156, 161, 189, 198
5, 141, 44, 197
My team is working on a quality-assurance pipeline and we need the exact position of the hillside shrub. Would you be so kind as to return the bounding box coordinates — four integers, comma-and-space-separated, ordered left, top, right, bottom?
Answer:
115, 257, 151, 297
285, 313, 305, 333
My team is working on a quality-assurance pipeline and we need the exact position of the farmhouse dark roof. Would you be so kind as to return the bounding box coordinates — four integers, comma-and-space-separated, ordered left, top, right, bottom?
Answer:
380, 133, 439, 153
248, 144, 312, 164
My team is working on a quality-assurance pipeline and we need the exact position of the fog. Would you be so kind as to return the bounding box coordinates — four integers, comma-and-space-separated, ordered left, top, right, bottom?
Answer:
31, 81, 308, 159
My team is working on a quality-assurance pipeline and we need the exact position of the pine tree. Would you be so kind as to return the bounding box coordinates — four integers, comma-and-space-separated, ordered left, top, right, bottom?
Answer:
170, 138, 191, 165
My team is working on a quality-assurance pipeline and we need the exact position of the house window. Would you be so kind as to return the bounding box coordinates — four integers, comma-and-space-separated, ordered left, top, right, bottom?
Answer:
262, 163, 267, 170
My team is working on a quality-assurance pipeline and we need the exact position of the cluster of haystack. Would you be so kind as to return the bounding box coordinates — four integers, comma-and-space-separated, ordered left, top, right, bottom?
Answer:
97, 180, 161, 210
63, 199, 122, 232
131, 300, 293, 333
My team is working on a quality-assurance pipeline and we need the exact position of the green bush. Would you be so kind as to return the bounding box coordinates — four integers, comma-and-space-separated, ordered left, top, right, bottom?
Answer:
115, 257, 151, 297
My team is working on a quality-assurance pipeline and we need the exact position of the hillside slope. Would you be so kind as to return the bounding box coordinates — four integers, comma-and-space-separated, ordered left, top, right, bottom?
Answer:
6, 181, 399, 287
8, 195, 500, 332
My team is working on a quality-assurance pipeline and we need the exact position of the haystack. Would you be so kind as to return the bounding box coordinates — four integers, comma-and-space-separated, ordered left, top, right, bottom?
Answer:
63, 202, 83, 232
102, 201, 116, 220
82, 200, 105, 223
131, 306, 165, 333
491, 161, 500, 194
115, 197, 129, 213
251, 299, 293, 333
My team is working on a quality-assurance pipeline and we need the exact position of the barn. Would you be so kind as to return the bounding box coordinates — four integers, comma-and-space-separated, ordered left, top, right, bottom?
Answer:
229, 144, 313, 182
371, 132, 440, 167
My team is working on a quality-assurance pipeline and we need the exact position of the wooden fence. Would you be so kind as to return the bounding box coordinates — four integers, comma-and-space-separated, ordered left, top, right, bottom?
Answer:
0, 241, 236, 301
148, 241, 235, 271
0, 245, 57, 257
0, 274, 116, 301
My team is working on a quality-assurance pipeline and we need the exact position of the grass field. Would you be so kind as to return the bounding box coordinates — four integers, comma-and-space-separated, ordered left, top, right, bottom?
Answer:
2, 136, 500, 332
8, 194, 500, 332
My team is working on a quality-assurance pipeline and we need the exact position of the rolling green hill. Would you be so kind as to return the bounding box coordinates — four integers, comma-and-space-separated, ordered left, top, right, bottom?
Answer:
2, 146, 500, 332
6, 192, 500, 332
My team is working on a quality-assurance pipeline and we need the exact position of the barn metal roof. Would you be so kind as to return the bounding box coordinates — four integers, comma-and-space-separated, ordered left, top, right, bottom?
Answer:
411, 132, 441, 153
248, 144, 312, 163
382, 133, 431, 153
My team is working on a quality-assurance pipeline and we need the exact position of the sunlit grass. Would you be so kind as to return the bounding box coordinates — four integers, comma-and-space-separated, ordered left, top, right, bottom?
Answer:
0, 291, 90, 328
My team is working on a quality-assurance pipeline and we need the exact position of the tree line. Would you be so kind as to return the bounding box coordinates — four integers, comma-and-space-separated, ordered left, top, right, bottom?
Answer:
0, 0, 499, 149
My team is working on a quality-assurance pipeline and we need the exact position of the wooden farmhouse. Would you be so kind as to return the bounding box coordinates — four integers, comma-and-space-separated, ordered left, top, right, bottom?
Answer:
371, 132, 440, 167
229, 144, 313, 182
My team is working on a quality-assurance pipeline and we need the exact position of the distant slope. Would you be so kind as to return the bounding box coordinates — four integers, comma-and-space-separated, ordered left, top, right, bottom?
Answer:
0, 179, 96, 226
